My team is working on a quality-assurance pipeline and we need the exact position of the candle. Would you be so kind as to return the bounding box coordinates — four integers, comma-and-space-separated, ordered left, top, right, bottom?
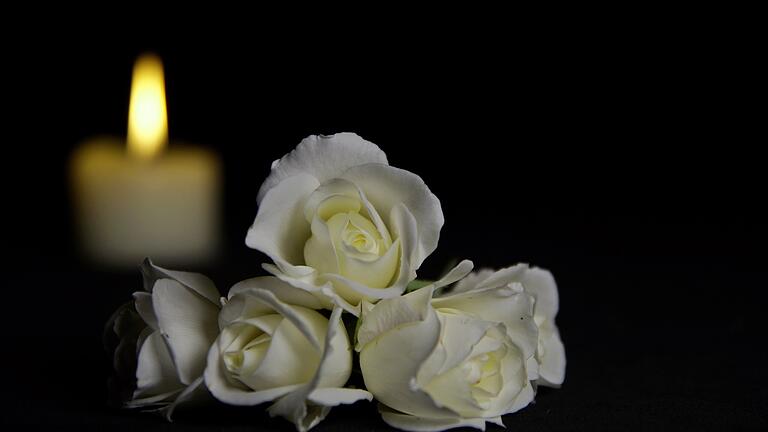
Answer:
71, 54, 221, 267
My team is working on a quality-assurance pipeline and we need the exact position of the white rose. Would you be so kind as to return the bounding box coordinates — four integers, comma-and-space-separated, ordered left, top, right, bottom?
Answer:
356, 281, 537, 432
246, 133, 444, 315
204, 277, 372, 432
448, 265, 566, 387
104, 259, 220, 419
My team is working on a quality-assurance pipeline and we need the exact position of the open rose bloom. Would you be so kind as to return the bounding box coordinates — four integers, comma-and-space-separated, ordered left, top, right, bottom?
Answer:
357, 282, 538, 431
204, 276, 371, 431
448, 264, 566, 387
104, 259, 220, 419
246, 133, 445, 315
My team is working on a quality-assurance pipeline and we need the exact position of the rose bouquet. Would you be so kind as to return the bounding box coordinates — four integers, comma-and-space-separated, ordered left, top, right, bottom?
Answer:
105, 133, 566, 431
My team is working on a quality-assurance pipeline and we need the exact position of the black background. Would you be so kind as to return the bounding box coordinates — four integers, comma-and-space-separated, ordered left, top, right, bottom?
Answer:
3, 24, 766, 430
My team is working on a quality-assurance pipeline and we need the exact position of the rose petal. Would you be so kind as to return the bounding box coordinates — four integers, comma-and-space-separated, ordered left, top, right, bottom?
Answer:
311, 307, 354, 389
204, 344, 301, 406
240, 307, 326, 391
451, 268, 496, 294
140, 258, 220, 305
418, 312, 493, 382
429, 260, 475, 292
257, 133, 388, 204
312, 179, 395, 247
436, 264, 564, 386
307, 388, 373, 406
162, 376, 208, 421
132, 292, 158, 330
379, 405, 495, 432
356, 285, 433, 350
243, 289, 324, 349
417, 315, 496, 417
474, 264, 528, 291
335, 238, 401, 293
228, 276, 325, 310
270, 399, 329, 432
506, 381, 535, 414
433, 284, 538, 361
495, 348, 535, 415
134, 331, 183, 399
536, 322, 566, 387
151, 279, 220, 385
302, 178, 361, 223
341, 163, 443, 269
321, 272, 407, 311
261, 263, 328, 295
318, 285, 361, 316
260, 263, 361, 315
359, 289, 456, 420
246, 173, 320, 271
521, 267, 559, 322
104, 302, 146, 377
268, 307, 364, 432
264, 200, 423, 314
204, 328, 304, 406
125, 389, 183, 409
485, 337, 533, 416
304, 214, 342, 276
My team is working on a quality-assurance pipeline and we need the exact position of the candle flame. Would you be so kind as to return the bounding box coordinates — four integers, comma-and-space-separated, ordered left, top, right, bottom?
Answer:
127, 53, 168, 160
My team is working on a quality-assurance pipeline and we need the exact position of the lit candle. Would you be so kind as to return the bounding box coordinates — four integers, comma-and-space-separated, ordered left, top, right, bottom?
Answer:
71, 53, 221, 267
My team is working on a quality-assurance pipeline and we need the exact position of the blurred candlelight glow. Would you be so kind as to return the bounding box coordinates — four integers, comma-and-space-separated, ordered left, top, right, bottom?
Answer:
127, 54, 168, 160
71, 53, 221, 267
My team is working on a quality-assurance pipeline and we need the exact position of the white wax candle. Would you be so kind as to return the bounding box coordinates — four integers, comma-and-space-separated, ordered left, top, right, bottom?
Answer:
70, 53, 221, 267
71, 139, 221, 266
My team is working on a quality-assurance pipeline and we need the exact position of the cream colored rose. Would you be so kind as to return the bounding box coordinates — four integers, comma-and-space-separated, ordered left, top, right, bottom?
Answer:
246, 133, 444, 315
448, 264, 566, 387
104, 259, 220, 419
302, 179, 401, 299
204, 277, 371, 432
356, 283, 536, 432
